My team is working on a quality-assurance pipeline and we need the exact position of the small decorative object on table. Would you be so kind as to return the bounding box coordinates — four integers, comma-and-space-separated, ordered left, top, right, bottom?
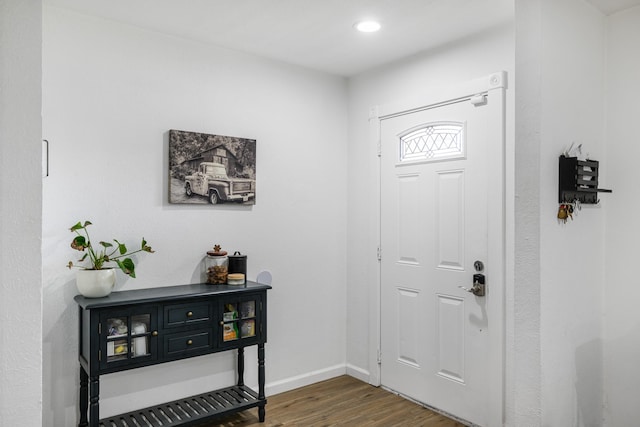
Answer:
228, 251, 247, 285
227, 273, 245, 285
206, 244, 228, 284
67, 220, 154, 298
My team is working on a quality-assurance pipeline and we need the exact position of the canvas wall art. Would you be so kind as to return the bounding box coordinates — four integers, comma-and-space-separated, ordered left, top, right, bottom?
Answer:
169, 130, 256, 205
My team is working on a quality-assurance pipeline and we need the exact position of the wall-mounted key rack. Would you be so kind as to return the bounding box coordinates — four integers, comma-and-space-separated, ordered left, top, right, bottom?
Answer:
558, 155, 612, 204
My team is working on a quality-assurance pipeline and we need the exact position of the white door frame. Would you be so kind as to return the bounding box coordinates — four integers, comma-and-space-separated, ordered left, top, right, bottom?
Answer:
368, 71, 508, 426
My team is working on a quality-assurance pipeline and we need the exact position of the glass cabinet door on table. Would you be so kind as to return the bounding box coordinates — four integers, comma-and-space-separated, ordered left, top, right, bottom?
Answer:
99, 305, 158, 370
219, 295, 262, 348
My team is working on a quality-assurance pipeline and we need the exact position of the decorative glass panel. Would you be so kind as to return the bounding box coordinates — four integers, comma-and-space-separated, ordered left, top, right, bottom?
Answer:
240, 301, 256, 319
399, 122, 465, 163
240, 320, 256, 338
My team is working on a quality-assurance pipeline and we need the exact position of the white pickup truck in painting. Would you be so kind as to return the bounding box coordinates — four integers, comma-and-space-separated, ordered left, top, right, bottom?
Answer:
184, 162, 255, 204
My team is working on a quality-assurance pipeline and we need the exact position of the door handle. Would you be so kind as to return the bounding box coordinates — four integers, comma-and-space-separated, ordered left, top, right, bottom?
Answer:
459, 274, 486, 297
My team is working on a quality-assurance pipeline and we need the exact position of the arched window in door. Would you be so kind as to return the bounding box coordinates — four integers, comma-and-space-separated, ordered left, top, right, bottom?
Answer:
399, 122, 465, 163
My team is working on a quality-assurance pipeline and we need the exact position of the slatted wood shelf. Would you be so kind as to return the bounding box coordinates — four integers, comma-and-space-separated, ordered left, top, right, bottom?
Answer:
99, 385, 263, 427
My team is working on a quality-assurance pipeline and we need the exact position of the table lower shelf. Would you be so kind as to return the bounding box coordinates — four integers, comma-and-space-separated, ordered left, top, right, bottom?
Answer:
99, 385, 264, 427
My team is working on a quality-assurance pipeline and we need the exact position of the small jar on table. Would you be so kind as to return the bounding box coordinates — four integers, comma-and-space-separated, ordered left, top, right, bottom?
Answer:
206, 245, 228, 284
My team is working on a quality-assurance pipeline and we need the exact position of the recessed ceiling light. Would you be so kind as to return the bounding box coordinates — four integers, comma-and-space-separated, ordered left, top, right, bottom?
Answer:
354, 20, 381, 33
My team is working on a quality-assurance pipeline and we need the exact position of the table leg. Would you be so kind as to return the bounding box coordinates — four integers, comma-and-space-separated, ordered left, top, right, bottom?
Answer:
258, 343, 265, 422
89, 375, 100, 427
237, 347, 245, 386
78, 366, 88, 427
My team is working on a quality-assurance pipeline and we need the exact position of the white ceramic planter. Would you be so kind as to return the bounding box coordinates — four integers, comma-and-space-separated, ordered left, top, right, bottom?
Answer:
76, 268, 116, 298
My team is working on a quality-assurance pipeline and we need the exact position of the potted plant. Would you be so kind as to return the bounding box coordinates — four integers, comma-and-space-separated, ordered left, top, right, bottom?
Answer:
67, 220, 155, 297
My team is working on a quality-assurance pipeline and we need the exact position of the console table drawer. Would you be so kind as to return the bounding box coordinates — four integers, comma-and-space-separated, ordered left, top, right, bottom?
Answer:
164, 302, 211, 327
165, 330, 212, 356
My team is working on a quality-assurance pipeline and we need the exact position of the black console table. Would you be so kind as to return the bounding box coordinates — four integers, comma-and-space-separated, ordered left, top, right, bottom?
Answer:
75, 281, 271, 427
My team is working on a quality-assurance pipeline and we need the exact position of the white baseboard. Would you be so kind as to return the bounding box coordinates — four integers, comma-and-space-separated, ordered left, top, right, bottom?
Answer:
346, 364, 370, 383
263, 364, 373, 396
264, 364, 347, 396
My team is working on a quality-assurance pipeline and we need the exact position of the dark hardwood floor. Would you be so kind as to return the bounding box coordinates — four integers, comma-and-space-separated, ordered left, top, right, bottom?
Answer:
198, 375, 466, 426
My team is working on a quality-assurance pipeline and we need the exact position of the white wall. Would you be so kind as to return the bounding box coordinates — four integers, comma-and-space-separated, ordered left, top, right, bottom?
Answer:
513, 0, 542, 423
345, 16, 515, 412
604, 6, 640, 426
0, 1, 43, 426
533, 1, 607, 426
42, 6, 348, 425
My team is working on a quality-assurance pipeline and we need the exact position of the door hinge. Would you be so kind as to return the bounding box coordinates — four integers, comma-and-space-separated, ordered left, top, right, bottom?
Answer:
377, 246, 381, 261
99, 350, 102, 362
377, 349, 382, 364
98, 323, 101, 335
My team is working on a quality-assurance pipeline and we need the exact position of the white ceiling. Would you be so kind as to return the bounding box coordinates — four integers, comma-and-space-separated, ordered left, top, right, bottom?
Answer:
45, 0, 640, 77
587, 0, 640, 15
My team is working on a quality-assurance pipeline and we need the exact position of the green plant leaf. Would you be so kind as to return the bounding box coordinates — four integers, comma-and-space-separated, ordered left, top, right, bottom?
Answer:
113, 239, 127, 255
71, 236, 87, 251
116, 258, 136, 278
79, 253, 88, 262
83, 220, 92, 227
141, 238, 155, 253
99, 241, 113, 248
70, 221, 84, 232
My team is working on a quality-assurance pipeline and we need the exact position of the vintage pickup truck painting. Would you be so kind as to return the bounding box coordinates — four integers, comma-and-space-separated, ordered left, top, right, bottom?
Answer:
169, 130, 256, 205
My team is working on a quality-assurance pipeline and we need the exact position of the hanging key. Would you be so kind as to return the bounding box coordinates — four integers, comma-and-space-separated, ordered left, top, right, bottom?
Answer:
557, 204, 568, 223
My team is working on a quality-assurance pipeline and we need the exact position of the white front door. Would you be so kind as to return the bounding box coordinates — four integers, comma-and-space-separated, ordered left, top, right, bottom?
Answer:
379, 74, 505, 426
